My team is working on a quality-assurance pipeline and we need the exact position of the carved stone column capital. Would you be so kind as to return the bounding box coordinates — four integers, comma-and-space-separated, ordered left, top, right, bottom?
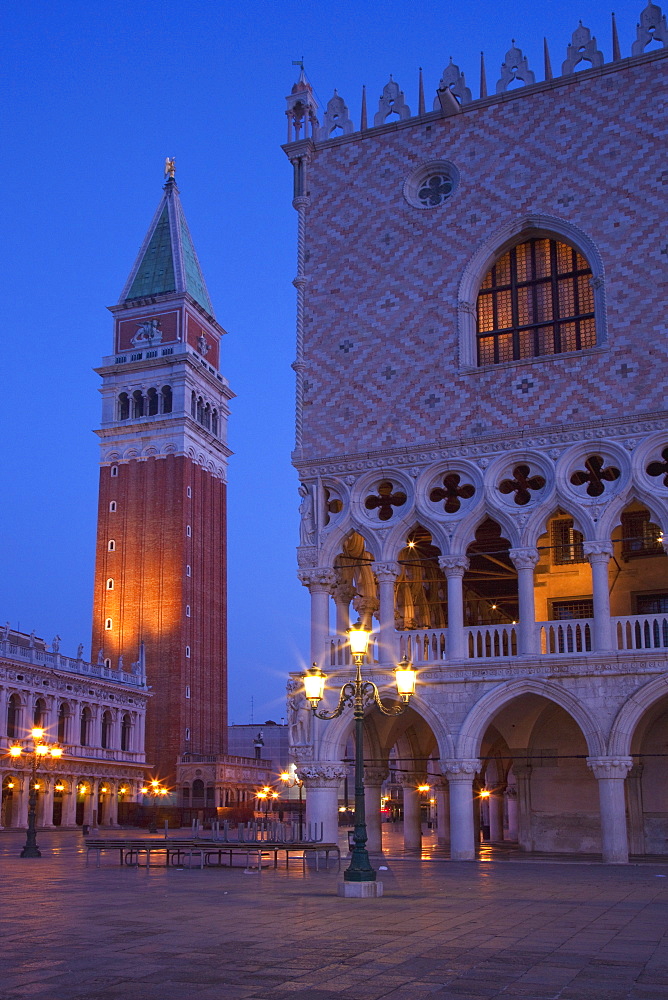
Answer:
586, 756, 633, 780
332, 583, 356, 606
296, 762, 347, 787
438, 555, 469, 577
442, 759, 480, 780
373, 561, 400, 584
297, 568, 337, 592
583, 541, 614, 563
509, 547, 539, 571
399, 772, 428, 788
353, 595, 379, 616
364, 767, 389, 785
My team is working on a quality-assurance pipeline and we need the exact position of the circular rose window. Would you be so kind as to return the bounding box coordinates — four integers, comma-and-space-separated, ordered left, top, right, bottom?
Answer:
404, 160, 459, 210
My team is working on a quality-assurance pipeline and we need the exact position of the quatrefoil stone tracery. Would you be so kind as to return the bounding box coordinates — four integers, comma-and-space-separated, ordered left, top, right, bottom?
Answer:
570, 455, 621, 497
647, 447, 668, 487
429, 472, 475, 513
498, 464, 546, 506
364, 480, 407, 521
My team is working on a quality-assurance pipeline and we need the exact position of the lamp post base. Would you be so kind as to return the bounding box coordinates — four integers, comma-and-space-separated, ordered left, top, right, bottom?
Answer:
337, 881, 383, 898
20, 844, 41, 858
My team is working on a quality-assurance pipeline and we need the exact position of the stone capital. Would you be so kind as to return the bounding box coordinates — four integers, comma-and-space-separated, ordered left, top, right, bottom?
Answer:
297, 568, 337, 592
438, 555, 469, 577
442, 759, 480, 781
586, 756, 633, 781
332, 582, 356, 606
297, 762, 347, 787
509, 547, 539, 571
582, 541, 614, 562
364, 767, 389, 785
399, 772, 428, 788
373, 561, 400, 584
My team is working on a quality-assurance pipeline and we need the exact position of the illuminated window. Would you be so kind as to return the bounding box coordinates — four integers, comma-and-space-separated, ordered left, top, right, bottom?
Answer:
105, 618, 113, 630
186, 525, 191, 537
109, 501, 116, 512
551, 519, 585, 565
106, 578, 114, 590
186, 605, 191, 617
477, 238, 595, 366
108, 539, 115, 552
111, 465, 118, 477
185, 645, 190, 657
185, 685, 191, 699
186, 564, 191, 577
621, 510, 664, 559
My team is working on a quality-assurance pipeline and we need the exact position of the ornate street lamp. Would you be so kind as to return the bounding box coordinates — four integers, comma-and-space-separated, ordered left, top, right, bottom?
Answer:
303, 622, 416, 885
7, 727, 64, 858
280, 768, 304, 840
141, 779, 168, 833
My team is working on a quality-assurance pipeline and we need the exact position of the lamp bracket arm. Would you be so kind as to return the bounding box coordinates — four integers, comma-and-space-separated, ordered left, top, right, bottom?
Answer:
370, 682, 408, 717
313, 682, 355, 720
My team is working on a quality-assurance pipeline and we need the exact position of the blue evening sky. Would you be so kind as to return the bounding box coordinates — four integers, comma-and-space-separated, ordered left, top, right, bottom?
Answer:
1, 0, 650, 724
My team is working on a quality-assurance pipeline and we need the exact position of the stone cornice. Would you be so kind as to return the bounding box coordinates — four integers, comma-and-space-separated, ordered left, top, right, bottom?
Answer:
294, 411, 668, 478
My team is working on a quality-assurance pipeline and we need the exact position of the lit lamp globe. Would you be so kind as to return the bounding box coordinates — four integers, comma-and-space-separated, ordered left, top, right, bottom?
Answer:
394, 657, 417, 702
347, 622, 370, 658
302, 663, 326, 709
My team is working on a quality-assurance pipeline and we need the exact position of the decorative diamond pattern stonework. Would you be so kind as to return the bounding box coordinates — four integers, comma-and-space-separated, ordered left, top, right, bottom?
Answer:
430, 473, 476, 513
364, 481, 407, 521
499, 464, 546, 506
570, 455, 620, 497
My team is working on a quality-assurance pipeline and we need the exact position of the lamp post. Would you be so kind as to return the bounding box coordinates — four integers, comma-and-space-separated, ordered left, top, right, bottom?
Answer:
280, 769, 304, 841
141, 779, 167, 833
303, 622, 416, 887
8, 727, 64, 858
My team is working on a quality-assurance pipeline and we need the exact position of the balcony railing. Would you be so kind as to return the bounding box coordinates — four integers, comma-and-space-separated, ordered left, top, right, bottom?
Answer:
328, 613, 668, 667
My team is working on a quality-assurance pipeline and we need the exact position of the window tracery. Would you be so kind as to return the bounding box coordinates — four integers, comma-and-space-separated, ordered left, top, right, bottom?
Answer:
476, 238, 595, 365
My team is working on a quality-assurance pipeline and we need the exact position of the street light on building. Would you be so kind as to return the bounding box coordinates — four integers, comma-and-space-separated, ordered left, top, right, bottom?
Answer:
280, 768, 304, 840
7, 726, 64, 858
303, 622, 416, 891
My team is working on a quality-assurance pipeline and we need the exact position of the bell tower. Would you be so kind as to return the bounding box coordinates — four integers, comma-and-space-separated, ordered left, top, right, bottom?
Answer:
91, 167, 233, 786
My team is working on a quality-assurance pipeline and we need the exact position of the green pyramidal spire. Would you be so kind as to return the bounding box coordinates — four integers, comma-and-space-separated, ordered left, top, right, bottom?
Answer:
119, 176, 214, 316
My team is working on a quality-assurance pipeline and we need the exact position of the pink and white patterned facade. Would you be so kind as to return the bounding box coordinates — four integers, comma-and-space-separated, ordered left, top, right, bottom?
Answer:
284, 7, 668, 862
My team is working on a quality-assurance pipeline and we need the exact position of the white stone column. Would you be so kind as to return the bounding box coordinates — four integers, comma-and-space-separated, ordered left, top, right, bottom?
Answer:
511, 761, 533, 850
444, 759, 480, 860
587, 756, 632, 864
488, 786, 505, 842
626, 763, 645, 856
332, 583, 355, 637
61, 778, 77, 827
298, 763, 345, 845
299, 569, 336, 668
15, 776, 29, 828
505, 785, 518, 841
401, 776, 423, 852
434, 778, 450, 846
40, 778, 55, 828
509, 548, 539, 655
364, 768, 387, 853
83, 779, 97, 827
374, 562, 399, 665
439, 556, 469, 660
106, 785, 119, 826
583, 541, 615, 651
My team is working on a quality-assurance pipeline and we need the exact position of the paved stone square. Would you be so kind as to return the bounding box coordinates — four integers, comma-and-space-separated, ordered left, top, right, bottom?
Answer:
1, 830, 667, 1000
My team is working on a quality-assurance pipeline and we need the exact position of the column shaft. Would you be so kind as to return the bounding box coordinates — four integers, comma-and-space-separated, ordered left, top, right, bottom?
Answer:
402, 785, 422, 851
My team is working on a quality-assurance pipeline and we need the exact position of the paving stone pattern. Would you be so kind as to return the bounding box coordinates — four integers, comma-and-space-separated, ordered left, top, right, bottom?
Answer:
1, 831, 667, 999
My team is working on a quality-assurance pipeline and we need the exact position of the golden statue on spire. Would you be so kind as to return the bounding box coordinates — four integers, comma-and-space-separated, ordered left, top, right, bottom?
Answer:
164, 157, 176, 180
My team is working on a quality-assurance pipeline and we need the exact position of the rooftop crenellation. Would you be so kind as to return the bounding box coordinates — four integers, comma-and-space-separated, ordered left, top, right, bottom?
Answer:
285, 2, 667, 143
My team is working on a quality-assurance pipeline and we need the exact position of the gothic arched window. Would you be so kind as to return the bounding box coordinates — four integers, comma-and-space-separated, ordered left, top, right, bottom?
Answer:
476, 238, 595, 366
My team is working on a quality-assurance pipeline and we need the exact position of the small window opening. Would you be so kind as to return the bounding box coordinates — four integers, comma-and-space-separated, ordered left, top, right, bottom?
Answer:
185, 645, 190, 657
105, 618, 113, 630
186, 605, 191, 617
185, 685, 191, 699
106, 578, 114, 590
108, 539, 115, 551
110, 465, 118, 478
186, 565, 191, 577
186, 525, 191, 537
109, 501, 116, 512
